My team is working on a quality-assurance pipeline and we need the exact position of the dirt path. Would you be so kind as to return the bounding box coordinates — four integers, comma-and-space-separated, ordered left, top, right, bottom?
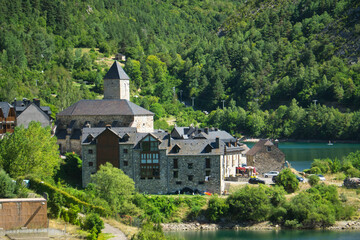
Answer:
103, 223, 128, 240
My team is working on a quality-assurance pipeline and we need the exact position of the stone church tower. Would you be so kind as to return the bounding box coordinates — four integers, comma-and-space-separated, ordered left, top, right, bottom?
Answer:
103, 61, 130, 100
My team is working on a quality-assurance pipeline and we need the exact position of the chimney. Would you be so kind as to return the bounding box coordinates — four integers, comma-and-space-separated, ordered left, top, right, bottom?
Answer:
204, 127, 209, 134
215, 137, 220, 149
33, 98, 40, 107
168, 134, 171, 147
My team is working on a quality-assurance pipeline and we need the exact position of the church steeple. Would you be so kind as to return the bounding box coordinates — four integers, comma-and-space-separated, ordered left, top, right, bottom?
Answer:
103, 61, 130, 101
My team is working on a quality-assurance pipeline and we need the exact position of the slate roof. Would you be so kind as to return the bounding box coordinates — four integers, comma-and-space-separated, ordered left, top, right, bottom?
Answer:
0, 102, 13, 118
104, 61, 130, 80
58, 99, 154, 116
81, 127, 137, 144
246, 139, 275, 156
172, 126, 235, 141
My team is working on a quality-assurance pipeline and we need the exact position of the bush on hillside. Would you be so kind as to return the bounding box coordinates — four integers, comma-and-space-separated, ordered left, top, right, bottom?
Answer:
0, 169, 16, 198
308, 175, 320, 186
276, 168, 299, 193
226, 185, 272, 222
81, 213, 104, 238
206, 195, 229, 222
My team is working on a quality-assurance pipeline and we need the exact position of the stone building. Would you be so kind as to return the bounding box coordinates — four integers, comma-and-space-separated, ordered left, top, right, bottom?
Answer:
56, 61, 154, 154
81, 126, 249, 194
246, 139, 285, 174
0, 99, 51, 136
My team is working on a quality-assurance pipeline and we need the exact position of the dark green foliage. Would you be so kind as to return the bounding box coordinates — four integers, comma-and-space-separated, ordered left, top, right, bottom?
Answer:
55, 152, 82, 187
131, 222, 166, 240
0, 169, 16, 198
308, 175, 320, 186
1, 0, 360, 140
206, 195, 229, 222
81, 213, 104, 239
226, 185, 272, 222
276, 168, 299, 193
29, 177, 108, 217
281, 184, 353, 228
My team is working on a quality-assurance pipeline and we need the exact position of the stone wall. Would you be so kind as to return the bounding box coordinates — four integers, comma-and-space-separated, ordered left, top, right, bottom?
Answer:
82, 145, 97, 187
103, 79, 130, 101
247, 146, 285, 175
131, 115, 154, 133
57, 115, 134, 129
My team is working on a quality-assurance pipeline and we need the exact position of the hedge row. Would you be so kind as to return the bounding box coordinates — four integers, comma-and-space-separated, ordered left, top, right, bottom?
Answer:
28, 177, 109, 217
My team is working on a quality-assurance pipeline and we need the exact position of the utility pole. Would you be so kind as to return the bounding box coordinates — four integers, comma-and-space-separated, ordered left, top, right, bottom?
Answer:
180, 90, 183, 102
313, 99, 318, 106
221, 100, 225, 109
191, 97, 195, 107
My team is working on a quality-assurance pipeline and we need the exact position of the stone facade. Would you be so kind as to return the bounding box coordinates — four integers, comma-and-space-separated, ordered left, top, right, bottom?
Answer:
103, 79, 130, 101
55, 61, 154, 155
81, 127, 249, 194
246, 140, 285, 174
131, 115, 154, 133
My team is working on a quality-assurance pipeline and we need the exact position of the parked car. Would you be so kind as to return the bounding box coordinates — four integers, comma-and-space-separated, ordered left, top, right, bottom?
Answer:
249, 177, 265, 184
264, 171, 279, 178
296, 175, 304, 182
317, 174, 326, 181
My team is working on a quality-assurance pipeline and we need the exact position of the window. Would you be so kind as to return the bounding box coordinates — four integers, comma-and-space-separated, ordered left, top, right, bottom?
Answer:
140, 153, 160, 179
206, 170, 211, 176
267, 146, 272, 152
142, 135, 159, 151
124, 161, 128, 166
188, 175, 194, 181
173, 171, 178, 178
173, 159, 178, 169
205, 158, 211, 168
88, 149, 93, 154
89, 162, 93, 167
176, 181, 182, 185
123, 149, 128, 154
198, 181, 204, 185
188, 163, 193, 169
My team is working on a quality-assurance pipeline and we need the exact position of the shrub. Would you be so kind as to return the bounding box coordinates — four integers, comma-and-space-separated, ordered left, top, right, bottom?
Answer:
310, 166, 321, 174
226, 185, 271, 222
276, 168, 299, 193
207, 196, 229, 222
0, 169, 16, 198
346, 167, 360, 177
132, 222, 166, 240
308, 175, 320, 186
311, 159, 331, 174
81, 213, 104, 238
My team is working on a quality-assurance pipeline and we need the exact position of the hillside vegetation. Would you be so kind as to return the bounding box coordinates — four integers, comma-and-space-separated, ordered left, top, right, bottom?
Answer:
1, 0, 360, 139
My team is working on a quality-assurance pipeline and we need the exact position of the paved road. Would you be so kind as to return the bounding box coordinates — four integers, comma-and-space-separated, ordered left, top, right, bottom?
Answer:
103, 223, 128, 240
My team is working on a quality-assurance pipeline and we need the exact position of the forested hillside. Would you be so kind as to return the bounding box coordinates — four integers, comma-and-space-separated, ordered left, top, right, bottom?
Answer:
1, 0, 360, 139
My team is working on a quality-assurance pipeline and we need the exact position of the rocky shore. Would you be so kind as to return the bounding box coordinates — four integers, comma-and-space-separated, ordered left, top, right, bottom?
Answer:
162, 221, 360, 232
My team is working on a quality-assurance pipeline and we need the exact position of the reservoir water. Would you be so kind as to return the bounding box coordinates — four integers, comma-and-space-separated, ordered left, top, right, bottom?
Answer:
166, 229, 360, 240
244, 142, 360, 171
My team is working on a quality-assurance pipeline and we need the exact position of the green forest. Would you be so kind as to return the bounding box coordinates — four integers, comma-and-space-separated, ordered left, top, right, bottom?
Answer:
1, 0, 360, 139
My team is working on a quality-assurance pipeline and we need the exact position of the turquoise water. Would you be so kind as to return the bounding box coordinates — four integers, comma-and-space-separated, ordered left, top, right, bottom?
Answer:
245, 142, 360, 171
166, 230, 360, 240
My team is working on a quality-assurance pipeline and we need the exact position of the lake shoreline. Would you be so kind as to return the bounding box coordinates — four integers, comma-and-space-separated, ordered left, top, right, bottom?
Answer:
241, 138, 360, 144
162, 220, 360, 232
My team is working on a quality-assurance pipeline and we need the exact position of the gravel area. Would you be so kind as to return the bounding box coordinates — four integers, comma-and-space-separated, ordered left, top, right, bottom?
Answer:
103, 223, 128, 240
